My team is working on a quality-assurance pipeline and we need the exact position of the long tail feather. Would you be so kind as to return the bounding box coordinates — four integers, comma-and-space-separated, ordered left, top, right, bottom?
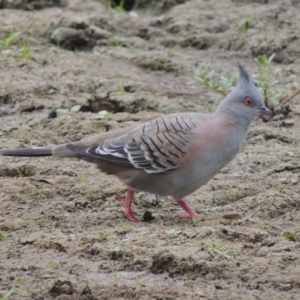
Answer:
0, 146, 54, 157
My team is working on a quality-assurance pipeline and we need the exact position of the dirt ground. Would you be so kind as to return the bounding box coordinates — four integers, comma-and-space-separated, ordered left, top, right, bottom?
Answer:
0, 0, 300, 299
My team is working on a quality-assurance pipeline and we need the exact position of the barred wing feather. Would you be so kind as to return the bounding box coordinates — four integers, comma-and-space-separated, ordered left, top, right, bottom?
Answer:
86, 115, 197, 173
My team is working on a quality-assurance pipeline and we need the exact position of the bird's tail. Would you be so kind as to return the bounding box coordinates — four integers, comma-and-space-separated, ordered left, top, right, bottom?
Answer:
0, 146, 54, 157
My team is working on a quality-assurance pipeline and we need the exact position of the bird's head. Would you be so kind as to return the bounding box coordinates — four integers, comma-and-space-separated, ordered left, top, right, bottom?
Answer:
218, 62, 272, 122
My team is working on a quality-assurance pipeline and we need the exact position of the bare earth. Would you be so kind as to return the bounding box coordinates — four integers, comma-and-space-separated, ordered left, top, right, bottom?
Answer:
0, 0, 300, 299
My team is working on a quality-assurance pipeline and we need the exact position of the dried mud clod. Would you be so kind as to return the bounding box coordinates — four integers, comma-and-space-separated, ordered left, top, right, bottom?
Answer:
150, 251, 224, 280
142, 210, 155, 222
150, 252, 175, 274
50, 27, 89, 50
88, 91, 156, 113
49, 280, 75, 296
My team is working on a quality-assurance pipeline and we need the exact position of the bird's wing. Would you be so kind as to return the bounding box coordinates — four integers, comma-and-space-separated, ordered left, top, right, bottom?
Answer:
67, 114, 199, 174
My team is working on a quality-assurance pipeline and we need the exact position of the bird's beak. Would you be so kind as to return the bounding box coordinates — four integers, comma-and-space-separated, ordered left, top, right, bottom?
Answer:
259, 106, 272, 116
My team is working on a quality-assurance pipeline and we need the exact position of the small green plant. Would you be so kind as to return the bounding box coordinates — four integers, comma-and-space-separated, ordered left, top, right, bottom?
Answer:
115, 0, 126, 13
102, 0, 126, 14
49, 261, 58, 269
254, 54, 300, 110
0, 32, 21, 49
283, 232, 299, 242
183, 16, 189, 23
94, 110, 112, 120
24, 186, 40, 197
0, 278, 25, 300
108, 264, 120, 284
113, 272, 119, 284
111, 36, 123, 47
225, 289, 232, 297
210, 239, 224, 250
276, 295, 289, 300
192, 54, 300, 112
119, 76, 125, 95
100, 233, 108, 242
165, 108, 177, 114
80, 173, 86, 183
112, 76, 126, 96
166, 229, 182, 238
191, 63, 237, 97
276, 184, 283, 191
21, 41, 32, 59
16, 168, 23, 177
253, 53, 283, 109
125, 223, 132, 232
0, 232, 3, 240
135, 44, 143, 50
258, 40, 268, 48
206, 202, 214, 209
111, 246, 122, 259
208, 239, 234, 259
259, 223, 267, 230
237, 20, 249, 39
87, 78, 107, 93
191, 218, 198, 226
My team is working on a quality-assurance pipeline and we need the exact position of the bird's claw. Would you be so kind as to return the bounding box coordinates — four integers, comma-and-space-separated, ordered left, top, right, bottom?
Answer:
116, 192, 138, 222
179, 213, 200, 221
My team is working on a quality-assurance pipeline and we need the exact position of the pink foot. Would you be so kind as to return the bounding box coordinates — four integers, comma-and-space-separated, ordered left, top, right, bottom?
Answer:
177, 199, 200, 220
116, 189, 137, 222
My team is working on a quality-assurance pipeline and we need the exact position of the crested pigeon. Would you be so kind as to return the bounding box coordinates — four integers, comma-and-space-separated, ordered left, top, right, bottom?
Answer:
0, 63, 272, 222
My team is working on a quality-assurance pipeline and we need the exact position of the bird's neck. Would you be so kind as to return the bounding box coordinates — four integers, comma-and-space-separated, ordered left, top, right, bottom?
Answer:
215, 103, 252, 131
213, 106, 252, 148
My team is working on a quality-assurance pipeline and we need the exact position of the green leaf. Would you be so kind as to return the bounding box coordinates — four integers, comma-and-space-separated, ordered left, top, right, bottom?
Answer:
94, 110, 109, 120
5, 32, 21, 47
207, 69, 215, 78
255, 54, 268, 65
241, 20, 249, 33
1, 278, 25, 300
56, 108, 69, 115
70, 105, 81, 113
267, 53, 276, 64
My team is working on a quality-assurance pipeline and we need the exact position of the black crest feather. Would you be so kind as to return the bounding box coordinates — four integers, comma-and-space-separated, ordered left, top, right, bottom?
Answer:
236, 60, 250, 83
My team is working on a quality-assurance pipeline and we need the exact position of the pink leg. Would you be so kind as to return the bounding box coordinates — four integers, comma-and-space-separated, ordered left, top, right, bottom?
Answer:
116, 188, 137, 222
177, 199, 200, 220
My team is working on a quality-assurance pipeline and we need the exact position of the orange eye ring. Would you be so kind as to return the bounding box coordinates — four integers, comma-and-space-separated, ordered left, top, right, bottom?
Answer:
243, 97, 254, 107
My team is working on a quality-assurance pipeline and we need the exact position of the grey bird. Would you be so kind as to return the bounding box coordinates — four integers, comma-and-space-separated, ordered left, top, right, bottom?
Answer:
0, 63, 272, 221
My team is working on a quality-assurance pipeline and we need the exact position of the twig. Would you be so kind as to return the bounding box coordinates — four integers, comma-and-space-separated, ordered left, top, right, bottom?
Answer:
278, 90, 300, 107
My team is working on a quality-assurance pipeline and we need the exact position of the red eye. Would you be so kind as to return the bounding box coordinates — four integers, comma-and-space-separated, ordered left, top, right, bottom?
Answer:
243, 97, 254, 107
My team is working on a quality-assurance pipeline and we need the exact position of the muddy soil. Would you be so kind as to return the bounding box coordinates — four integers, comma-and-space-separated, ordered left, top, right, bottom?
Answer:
1, 0, 300, 299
